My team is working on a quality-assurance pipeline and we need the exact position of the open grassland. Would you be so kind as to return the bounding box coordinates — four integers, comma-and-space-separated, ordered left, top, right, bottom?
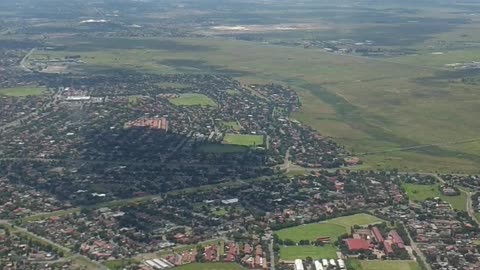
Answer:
169, 93, 217, 107
402, 183, 467, 211
32, 35, 480, 173
348, 260, 421, 270
223, 134, 264, 147
279, 245, 337, 261
0, 86, 45, 96
173, 263, 245, 270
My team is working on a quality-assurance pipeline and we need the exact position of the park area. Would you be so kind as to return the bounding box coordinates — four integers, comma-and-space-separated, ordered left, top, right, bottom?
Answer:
169, 93, 217, 107
402, 183, 467, 211
223, 134, 264, 147
275, 214, 383, 261
0, 86, 45, 97
347, 259, 420, 270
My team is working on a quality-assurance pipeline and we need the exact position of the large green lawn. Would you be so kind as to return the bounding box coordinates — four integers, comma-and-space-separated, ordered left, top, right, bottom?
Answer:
276, 223, 347, 243
169, 93, 217, 107
402, 183, 467, 211
223, 134, 264, 147
173, 263, 245, 270
348, 260, 420, 270
279, 245, 337, 261
0, 87, 45, 97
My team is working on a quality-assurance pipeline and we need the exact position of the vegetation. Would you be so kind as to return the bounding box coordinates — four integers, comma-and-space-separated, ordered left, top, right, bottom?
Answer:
0, 87, 45, 96
223, 134, 264, 147
279, 245, 337, 261
347, 259, 421, 270
402, 183, 467, 211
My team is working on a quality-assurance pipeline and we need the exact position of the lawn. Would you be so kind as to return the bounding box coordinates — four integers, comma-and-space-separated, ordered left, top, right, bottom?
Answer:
276, 223, 347, 243
402, 183, 467, 211
0, 86, 45, 96
328, 213, 384, 228
223, 134, 264, 147
169, 93, 216, 107
279, 245, 337, 261
347, 260, 420, 270
173, 263, 245, 270
103, 259, 138, 270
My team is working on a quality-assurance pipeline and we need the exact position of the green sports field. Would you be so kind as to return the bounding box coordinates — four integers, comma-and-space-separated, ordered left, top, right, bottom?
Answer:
169, 93, 217, 107
173, 263, 245, 270
223, 134, 264, 147
279, 245, 338, 261
348, 260, 421, 270
402, 183, 467, 211
0, 87, 46, 97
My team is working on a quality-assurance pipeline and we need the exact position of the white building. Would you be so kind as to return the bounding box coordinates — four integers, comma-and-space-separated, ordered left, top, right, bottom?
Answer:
294, 259, 304, 270
314, 260, 324, 270
338, 259, 346, 269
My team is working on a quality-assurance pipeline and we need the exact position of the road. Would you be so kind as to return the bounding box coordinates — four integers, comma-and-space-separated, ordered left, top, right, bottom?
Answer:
404, 222, 432, 270
20, 48, 36, 72
268, 238, 276, 270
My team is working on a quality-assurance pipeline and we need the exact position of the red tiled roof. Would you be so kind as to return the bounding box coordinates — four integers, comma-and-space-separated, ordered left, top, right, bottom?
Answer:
372, 227, 384, 243
345, 239, 370, 251
389, 230, 405, 249
384, 241, 394, 254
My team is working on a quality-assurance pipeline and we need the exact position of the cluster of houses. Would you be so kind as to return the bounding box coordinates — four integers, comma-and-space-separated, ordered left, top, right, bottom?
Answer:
139, 241, 268, 270
383, 198, 480, 270
0, 177, 68, 219
0, 228, 72, 270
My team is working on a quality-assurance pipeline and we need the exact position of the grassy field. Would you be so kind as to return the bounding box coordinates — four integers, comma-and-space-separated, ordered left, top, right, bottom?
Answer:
347, 260, 421, 270
0, 86, 45, 96
276, 214, 384, 261
223, 134, 264, 147
402, 183, 467, 211
173, 263, 245, 270
279, 245, 337, 261
103, 259, 138, 270
169, 93, 217, 107
30, 35, 480, 173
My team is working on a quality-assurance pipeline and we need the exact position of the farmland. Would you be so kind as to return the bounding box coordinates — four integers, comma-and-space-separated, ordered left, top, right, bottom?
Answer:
347, 260, 421, 270
223, 134, 264, 147
0, 87, 45, 97
402, 183, 467, 211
